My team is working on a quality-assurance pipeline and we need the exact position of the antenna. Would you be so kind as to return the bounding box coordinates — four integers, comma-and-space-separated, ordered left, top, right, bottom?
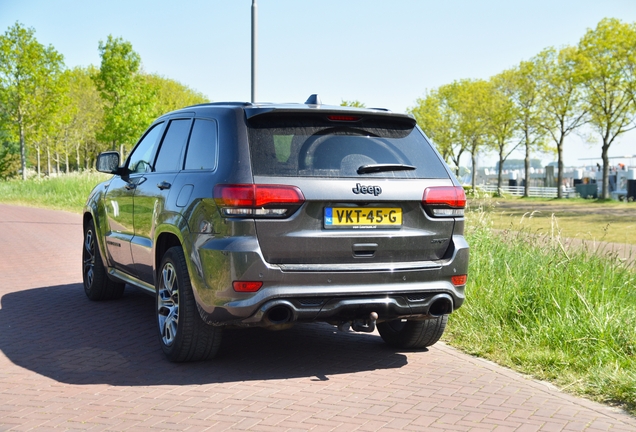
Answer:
251, 0, 257, 103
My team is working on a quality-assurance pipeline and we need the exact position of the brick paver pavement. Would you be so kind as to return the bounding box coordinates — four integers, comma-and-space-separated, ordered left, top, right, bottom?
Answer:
0, 203, 634, 431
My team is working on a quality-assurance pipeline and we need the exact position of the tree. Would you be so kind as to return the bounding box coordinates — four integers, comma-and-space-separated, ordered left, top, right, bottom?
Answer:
534, 46, 588, 198
509, 60, 548, 197
46, 67, 104, 174
0, 131, 19, 179
576, 18, 636, 199
485, 71, 521, 194
92, 35, 156, 156
446, 79, 490, 190
340, 100, 366, 108
0, 22, 64, 179
147, 74, 208, 115
409, 89, 456, 166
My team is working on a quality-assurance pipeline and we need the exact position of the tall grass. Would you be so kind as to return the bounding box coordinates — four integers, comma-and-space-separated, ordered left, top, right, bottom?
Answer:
0, 172, 110, 213
449, 204, 636, 414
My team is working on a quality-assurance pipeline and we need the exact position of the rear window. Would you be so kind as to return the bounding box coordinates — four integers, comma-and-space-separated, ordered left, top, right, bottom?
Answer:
247, 114, 449, 179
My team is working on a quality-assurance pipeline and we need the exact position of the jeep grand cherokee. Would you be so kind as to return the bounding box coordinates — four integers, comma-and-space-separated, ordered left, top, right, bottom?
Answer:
82, 95, 469, 362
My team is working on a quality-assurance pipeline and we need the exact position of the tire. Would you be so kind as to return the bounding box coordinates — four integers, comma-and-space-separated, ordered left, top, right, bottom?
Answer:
156, 246, 222, 362
82, 219, 125, 301
377, 315, 448, 349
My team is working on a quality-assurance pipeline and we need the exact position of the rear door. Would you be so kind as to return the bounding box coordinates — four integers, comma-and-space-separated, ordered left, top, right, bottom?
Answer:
103, 122, 164, 274
246, 112, 460, 267
131, 118, 192, 284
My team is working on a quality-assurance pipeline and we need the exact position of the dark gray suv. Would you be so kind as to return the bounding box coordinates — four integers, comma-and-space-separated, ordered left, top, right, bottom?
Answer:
82, 95, 469, 362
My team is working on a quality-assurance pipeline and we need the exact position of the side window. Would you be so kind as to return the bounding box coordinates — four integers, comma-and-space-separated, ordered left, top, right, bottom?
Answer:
185, 119, 218, 170
154, 119, 192, 172
127, 123, 164, 174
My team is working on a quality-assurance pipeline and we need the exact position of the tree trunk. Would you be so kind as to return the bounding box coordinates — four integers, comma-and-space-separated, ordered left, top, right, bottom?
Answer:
46, 146, 51, 176
19, 119, 26, 180
601, 143, 610, 200
471, 151, 477, 192
497, 148, 504, 195
523, 130, 530, 198
557, 136, 565, 199
36, 145, 41, 179
65, 152, 70, 174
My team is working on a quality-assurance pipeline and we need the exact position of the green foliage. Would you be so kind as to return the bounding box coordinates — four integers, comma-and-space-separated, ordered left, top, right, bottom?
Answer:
0, 141, 19, 179
147, 74, 209, 114
533, 46, 588, 198
0, 22, 64, 179
575, 18, 636, 199
484, 70, 520, 192
92, 35, 157, 151
340, 99, 366, 108
410, 80, 491, 182
448, 208, 636, 414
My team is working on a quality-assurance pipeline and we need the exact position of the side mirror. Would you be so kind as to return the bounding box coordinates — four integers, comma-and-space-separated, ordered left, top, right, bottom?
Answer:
96, 151, 121, 174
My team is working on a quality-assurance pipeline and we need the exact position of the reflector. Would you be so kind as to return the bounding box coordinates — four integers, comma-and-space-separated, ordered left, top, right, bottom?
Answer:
233, 281, 263, 292
451, 275, 467, 286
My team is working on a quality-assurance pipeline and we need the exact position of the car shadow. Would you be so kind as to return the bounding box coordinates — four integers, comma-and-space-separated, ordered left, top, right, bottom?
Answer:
0, 284, 411, 386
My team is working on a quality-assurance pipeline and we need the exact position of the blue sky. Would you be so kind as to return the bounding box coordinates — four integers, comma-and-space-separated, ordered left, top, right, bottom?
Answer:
2, 0, 636, 167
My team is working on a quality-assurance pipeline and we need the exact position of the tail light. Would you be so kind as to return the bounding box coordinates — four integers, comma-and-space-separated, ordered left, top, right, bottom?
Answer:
214, 184, 305, 218
422, 186, 466, 217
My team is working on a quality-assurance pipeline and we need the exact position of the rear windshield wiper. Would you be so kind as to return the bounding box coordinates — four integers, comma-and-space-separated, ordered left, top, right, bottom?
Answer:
357, 164, 417, 174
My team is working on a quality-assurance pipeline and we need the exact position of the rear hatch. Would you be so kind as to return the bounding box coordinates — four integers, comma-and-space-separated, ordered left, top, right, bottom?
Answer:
237, 110, 464, 267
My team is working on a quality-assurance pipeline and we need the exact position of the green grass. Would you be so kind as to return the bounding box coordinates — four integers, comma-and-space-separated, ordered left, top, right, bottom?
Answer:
485, 196, 636, 245
2, 174, 635, 414
0, 172, 110, 213
447, 207, 636, 414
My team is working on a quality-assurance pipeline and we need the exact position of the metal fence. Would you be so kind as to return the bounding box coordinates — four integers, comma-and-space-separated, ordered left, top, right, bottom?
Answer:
475, 185, 577, 198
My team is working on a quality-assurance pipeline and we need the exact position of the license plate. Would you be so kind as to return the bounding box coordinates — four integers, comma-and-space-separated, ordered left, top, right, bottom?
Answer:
324, 207, 402, 229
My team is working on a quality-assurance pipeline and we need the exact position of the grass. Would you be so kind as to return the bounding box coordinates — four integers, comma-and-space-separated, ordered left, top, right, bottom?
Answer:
446, 200, 636, 414
1, 173, 635, 414
486, 196, 636, 245
0, 172, 110, 213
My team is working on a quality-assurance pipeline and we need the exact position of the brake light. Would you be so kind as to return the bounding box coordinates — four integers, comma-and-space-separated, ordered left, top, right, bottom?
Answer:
214, 184, 305, 218
233, 281, 263, 292
327, 115, 361, 122
422, 186, 466, 217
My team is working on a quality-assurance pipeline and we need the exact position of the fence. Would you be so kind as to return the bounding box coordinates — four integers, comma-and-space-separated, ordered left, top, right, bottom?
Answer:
475, 185, 577, 198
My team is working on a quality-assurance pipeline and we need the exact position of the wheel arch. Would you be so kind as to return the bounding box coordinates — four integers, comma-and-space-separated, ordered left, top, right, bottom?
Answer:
83, 209, 110, 270
155, 231, 183, 278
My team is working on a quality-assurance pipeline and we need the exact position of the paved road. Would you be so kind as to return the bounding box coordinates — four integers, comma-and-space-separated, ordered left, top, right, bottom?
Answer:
1, 204, 634, 431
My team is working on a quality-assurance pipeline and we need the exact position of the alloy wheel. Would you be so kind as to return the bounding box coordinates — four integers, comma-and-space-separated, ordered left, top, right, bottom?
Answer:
83, 229, 95, 287
157, 262, 179, 346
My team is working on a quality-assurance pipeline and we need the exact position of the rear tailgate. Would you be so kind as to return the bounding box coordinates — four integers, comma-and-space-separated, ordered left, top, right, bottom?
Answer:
245, 110, 462, 267
253, 177, 457, 266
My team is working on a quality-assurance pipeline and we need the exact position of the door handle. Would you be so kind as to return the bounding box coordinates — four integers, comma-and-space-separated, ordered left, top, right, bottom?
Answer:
125, 183, 136, 191
157, 181, 171, 190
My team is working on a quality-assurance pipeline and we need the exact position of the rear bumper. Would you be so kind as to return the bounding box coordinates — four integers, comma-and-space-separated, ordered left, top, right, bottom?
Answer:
242, 292, 455, 327
188, 233, 469, 326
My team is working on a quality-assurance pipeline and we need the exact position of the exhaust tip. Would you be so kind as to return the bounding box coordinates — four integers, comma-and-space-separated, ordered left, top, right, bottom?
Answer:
266, 305, 292, 325
429, 295, 453, 317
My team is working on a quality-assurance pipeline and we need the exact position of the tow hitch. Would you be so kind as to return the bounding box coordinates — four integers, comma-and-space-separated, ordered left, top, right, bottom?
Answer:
338, 312, 378, 333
